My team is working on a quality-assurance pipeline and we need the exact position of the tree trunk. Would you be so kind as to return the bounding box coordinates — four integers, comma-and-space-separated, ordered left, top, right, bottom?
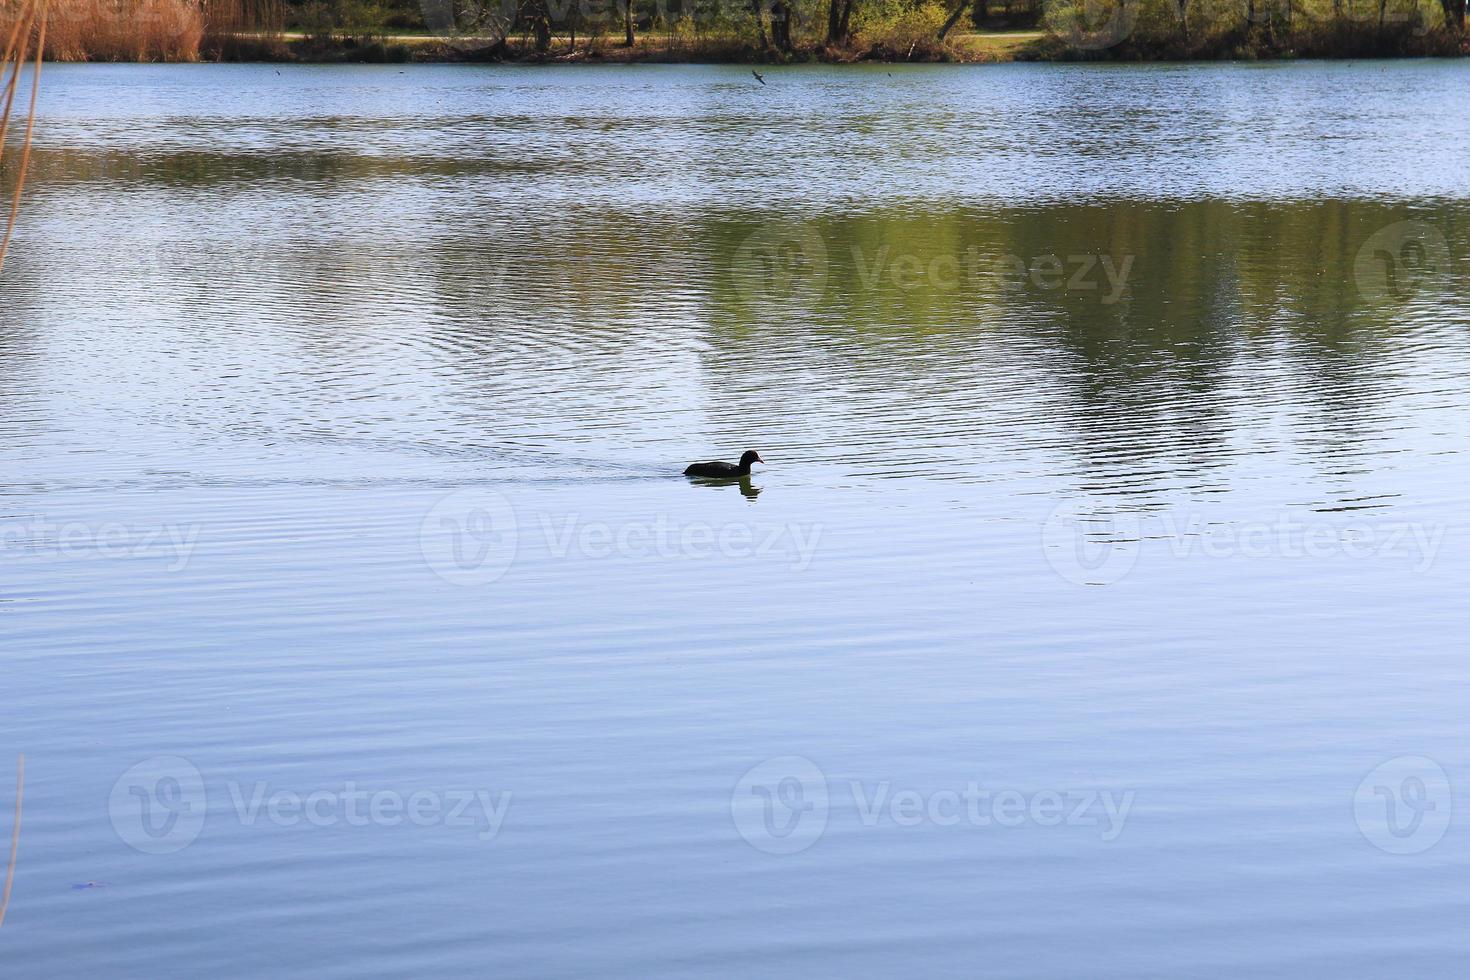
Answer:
1443, 0, 1467, 28
938, 0, 969, 39
828, 0, 856, 43
753, 0, 769, 47
770, 0, 794, 51
522, 0, 551, 53
623, 0, 635, 46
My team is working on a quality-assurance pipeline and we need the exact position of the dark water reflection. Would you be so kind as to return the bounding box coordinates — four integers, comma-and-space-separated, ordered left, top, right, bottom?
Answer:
6, 191, 1465, 502
2, 63, 1469, 978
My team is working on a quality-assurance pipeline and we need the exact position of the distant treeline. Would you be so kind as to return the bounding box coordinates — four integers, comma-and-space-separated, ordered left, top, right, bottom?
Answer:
0, 0, 1464, 61
1036, 0, 1468, 58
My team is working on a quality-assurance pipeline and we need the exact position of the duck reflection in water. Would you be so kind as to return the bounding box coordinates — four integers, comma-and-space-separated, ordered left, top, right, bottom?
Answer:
685, 475, 762, 499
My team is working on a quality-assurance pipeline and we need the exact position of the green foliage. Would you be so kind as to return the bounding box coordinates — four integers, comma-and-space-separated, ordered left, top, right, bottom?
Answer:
281, 0, 426, 31
191, 0, 1470, 57
1033, 0, 1460, 58
853, 0, 951, 50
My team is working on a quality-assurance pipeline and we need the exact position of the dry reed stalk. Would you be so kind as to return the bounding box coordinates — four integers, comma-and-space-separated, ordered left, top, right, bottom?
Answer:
0, 0, 45, 276
0, 755, 24, 929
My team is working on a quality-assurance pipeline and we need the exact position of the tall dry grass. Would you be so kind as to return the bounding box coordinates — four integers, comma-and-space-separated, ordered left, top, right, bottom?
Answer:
1, 0, 203, 61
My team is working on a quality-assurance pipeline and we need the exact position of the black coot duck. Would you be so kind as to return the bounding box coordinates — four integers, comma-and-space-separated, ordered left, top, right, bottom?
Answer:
684, 450, 763, 478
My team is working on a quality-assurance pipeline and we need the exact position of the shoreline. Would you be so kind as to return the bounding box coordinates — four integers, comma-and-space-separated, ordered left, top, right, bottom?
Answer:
11, 9, 1468, 66
200, 31, 1036, 64
134, 29, 1470, 65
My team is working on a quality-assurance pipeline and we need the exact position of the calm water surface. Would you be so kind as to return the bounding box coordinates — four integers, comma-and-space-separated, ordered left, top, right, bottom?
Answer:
2, 62, 1469, 977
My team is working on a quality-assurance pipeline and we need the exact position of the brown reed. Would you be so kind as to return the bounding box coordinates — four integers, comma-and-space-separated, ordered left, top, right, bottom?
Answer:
2, 0, 202, 62
0, 755, 24, 929
0, 0, 46, 276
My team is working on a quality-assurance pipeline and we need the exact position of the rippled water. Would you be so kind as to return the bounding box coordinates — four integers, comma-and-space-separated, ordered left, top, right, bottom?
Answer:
2, 62, 1469, 977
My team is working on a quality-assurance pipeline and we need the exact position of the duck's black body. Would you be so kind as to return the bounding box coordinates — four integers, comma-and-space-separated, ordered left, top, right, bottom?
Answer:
683, 461, 745, 478
684, 450, 763, 479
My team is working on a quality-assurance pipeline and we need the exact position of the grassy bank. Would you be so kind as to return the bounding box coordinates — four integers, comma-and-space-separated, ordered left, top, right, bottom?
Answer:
1, 0, 1466, 62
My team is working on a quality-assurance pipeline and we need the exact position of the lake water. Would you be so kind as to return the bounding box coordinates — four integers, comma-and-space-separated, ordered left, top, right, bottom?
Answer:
2, 61, 1469, 976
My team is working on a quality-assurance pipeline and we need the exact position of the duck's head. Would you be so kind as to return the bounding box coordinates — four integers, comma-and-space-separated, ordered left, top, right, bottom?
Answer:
740, 450, 765, 469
